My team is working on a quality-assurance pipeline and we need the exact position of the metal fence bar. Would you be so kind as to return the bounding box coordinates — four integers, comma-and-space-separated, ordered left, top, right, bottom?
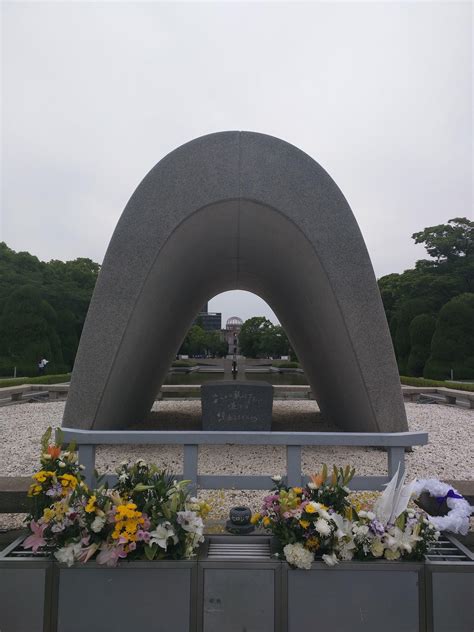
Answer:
183, 444, 199, 494
286, 446, 302, 487
64, 429, 426, 492
62, 428, 427, 447
78, 444, 96, 488
387, 446, 405, 480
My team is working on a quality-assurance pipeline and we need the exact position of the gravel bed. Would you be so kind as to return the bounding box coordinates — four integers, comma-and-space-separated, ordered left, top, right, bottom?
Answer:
1, 399, 472, 530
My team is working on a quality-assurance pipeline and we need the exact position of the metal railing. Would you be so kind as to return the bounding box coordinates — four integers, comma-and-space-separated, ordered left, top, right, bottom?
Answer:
61, 428, 428, 492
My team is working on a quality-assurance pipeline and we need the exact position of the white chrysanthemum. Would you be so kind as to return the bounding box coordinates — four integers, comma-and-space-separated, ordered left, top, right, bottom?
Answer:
283, 543, 314, 570
315, 518, 331, 537
352, 524, 369, 538
370, 539, 385, 558
54, 542, 82, 567
338, 541, 355, 561
91, 515, 106, 533
322, 552, 339, 567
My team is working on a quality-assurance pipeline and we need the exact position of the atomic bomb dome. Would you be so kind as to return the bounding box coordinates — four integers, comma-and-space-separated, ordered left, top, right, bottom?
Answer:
226, 316, 243, 331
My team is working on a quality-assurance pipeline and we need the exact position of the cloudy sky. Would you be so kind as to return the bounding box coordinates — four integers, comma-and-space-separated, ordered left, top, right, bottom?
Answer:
1, 1, 472, 324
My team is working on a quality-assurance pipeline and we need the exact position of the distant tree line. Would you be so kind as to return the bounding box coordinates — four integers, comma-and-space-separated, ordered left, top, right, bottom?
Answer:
0, 217, 472, 380
378, 218, 474, 379
178, 321, 228, 358
238, 317, 293, 359
0, 243, 99, 377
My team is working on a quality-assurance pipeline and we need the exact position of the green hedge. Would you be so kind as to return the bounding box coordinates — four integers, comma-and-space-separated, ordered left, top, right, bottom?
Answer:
272, 361, 300, 369
400, 375, 474, 392
171, 360, 197, 367
0, 373, 71, 388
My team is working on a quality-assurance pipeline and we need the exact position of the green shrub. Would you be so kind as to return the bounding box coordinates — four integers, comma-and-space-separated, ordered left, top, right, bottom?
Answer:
0, 373, 71, 388
400, 375, 474, 392
424, 293, 474, 380
272, 361, 300, 369
406, 313, 436, 376
171, 359, 197, 367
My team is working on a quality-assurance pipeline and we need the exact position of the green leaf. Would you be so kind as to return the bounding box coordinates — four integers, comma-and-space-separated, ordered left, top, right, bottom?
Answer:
41, 427, 52, 452
321, 463, 327, 482
54, 427, 63, 447
144, 543, 158, 560
395, 513, 406, 530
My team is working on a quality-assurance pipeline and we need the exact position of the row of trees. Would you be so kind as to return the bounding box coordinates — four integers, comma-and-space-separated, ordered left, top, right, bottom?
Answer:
378, 218, 474, 379
0, 243, 99, 376
0, 217, 472, 379
178, 324, 228, 358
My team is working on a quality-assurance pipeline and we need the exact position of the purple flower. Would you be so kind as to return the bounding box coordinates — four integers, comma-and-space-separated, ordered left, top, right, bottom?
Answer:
369, 519, 385, 536
137, 529, 151, 543
46, 483, 63, 498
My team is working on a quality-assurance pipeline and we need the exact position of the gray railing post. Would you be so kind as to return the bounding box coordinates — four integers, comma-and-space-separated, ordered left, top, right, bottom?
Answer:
286, 445, 302, 487
78, 444, 96, 488
387, 446, 405, 481
183, 444, 199, 495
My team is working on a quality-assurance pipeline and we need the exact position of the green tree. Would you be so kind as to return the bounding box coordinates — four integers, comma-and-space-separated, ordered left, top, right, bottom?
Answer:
406, 314, 436, 377
412, 217, 473, 262
238, 317, 273, 357
0, 243, 100, 375
0, 285, 65, 376
379, 218, 474, 377
424, 293, 474, 380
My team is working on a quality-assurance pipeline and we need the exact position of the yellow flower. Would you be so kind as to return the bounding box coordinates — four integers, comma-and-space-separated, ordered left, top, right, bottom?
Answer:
305, 505, 316, 514
32, 470, 55, 483
305, 537, 320, 552
198, 502, 211, 518
59, 474, 78, 490
42, 507, 55, 522
85, 495, 97, 513
262, 516, 271, 527
299, 519, 310, 529
113, 503, 144, 542
28, 484, 43, 496
293, 487, 303, 495
250, 513, 261, 525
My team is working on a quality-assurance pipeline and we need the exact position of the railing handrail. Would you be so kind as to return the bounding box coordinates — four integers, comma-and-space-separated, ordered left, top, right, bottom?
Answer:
61, 427, 427, 492
61, 428, 427, 447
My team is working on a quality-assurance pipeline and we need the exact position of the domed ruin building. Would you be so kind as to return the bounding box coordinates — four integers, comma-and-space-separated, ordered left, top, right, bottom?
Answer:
225, 316, 243, 356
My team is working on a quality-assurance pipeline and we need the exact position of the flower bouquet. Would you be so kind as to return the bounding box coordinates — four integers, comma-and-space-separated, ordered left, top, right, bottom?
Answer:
23, 428, 210, 566
251, 465, 356, 568
252, 465, 440, 569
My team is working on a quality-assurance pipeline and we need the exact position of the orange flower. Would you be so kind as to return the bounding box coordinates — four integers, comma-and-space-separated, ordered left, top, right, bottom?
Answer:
47, 445, 61, 459
310, 472, 325, 488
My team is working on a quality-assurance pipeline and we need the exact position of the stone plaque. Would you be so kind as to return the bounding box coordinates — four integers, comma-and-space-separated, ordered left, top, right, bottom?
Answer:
201, 381, 273, 431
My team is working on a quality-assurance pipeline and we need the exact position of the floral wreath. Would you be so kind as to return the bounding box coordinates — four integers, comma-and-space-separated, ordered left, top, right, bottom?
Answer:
413, 479, 472, 536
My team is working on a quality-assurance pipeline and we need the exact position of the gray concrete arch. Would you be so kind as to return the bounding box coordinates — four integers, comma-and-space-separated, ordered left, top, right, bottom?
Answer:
63, 131, 407, 432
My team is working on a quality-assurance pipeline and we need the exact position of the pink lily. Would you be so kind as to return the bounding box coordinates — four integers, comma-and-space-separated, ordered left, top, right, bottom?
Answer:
96, 545, 127, 567
76, 542, 99, 564
23, 520, 47, 553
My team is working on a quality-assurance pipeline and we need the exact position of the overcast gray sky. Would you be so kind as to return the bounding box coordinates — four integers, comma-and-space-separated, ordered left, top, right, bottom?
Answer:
1, 1, 472, 324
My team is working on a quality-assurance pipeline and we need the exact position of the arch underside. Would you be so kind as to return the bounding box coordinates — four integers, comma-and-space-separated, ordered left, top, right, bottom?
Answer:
63, 131, 407, 433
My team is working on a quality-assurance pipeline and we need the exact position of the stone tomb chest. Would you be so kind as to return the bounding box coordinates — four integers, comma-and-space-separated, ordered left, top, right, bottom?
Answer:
201, 381, 273, 431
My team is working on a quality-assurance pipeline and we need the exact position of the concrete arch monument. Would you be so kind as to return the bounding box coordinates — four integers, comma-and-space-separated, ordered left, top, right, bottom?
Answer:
63, 131, 407, 433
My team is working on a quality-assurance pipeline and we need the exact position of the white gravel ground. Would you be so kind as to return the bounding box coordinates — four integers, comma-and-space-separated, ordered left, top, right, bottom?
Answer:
1, 399, 472, 530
